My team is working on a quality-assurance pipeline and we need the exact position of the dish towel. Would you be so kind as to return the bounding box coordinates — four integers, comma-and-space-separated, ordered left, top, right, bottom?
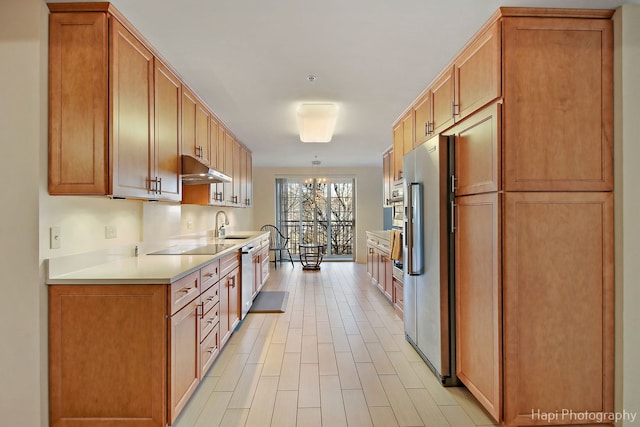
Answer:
390, 230, 403, 262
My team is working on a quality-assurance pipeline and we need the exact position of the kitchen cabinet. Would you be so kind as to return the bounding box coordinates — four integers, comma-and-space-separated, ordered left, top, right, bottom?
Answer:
49, 284, 167, 427
48, 8, 182, 201
402, 112, 414, 157
366, 232, 393, 304
182, 87, 212, 166
455, 21, 501, 121
245, 148, 253, 206
455, 192, 502, 421
382, 148, 393, 206
180, 140, 253, 207
392, 8, 614, 426
393, 277, 403, 319
48, 253, 239, 427
154, 60, 182, 202
224, 132, 236, 204
392, 122, 403, 181
431, 66, 455, 135
502, 16, 613, 192
452, 103, 501, 196
413, 93, 433, 148
503, 192, 614, 426
219, 251, 241, 346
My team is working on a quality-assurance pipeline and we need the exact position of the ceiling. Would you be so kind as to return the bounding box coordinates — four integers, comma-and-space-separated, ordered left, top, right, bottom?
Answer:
49, 0, 638, 168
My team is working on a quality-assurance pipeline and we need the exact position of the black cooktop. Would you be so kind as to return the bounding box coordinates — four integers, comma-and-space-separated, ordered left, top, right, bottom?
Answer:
149, 243, 235, 256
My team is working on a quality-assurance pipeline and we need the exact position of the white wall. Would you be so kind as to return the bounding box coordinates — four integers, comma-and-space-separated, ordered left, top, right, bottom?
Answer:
613, 5, 640, 425
0, 0, 45, 425
252, 166, 383, 264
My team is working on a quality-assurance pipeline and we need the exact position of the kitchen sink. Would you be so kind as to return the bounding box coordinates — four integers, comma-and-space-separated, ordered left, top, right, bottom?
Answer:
148, 243, 235, 255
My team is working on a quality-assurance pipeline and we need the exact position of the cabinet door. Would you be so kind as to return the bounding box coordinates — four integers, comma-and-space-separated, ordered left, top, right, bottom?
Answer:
382, 149, 392, 206
366, 244, 375, 277
200, 322, 220, 377
503, 17, 613, 191
413, 92, 433, 148
402, 112, 413, 156
169, 298, 200, 424
245, 149, 253, 206
154, 60, 181, 201
181, 87, 198, 159
210, 116, 219, 170
220, 268, 240, 346
49, 285, 166, 427
455, 192, 502, 422
431, 66, 455, 134
239, 144, 247, 206
224, 132, 235, 204
455, 21, 501, 121
196, 103, 211, 164
392, 123, 403, 181
502, 192, 613, 426
110, 19, 154, 199
453, 103, 501, 196
49, 12, 108, 195
382, 254, 393, 301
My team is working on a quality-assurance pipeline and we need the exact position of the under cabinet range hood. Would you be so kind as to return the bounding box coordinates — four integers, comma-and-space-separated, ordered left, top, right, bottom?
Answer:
181, 155, 232, 184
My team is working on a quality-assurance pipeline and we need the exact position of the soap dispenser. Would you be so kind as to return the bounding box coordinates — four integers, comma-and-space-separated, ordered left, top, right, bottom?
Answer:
218, 224, 226, 238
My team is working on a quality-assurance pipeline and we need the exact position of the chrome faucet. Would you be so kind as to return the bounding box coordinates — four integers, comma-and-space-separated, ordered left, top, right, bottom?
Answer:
215, 210, 229, 237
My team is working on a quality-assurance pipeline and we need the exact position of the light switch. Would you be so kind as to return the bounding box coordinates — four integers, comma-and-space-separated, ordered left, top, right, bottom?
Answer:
50, 226, 61, 249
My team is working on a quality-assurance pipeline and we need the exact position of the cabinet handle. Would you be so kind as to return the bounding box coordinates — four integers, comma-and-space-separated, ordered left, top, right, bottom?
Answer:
206, 347, 215, 353
204, 272, 214, 278
227, 276, 236, 288
451, 102, 459, 117
232, 195, 238, 204
207, 295, 215, 302
200, 302, 205, 319
178, 286, 192, 293
424, 122, 429, 136
450, 200, 457, 234
451, 175, 457, 193
157, 177, 162, 194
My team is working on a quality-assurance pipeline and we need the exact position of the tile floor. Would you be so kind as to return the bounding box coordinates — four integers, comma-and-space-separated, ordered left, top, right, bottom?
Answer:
172, 261, 498, 427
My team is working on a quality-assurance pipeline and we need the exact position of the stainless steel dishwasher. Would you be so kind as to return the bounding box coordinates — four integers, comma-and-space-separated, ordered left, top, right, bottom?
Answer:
241, 244, 258, 319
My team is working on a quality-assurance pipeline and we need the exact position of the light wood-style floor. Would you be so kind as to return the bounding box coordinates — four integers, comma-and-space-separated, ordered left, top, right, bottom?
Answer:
172, 261, 498, 427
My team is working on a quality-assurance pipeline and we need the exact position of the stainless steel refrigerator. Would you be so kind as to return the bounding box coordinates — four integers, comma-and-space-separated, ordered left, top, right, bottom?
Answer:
403, 134, 458, 386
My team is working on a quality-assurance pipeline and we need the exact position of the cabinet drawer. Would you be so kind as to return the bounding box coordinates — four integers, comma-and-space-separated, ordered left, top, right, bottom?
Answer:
170, 270, 200, 315
200, 322, 220, 376
201, 282, 220, 315
201, 259, 220, 291
220, 250, 240, 278
201, 301, 220, 340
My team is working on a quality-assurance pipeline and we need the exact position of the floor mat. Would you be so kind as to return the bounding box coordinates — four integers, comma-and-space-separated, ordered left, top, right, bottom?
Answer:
249, 291, 289, 313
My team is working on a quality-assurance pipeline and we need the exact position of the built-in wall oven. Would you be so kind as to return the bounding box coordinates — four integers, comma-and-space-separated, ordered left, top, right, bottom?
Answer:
390, 185, 404, 228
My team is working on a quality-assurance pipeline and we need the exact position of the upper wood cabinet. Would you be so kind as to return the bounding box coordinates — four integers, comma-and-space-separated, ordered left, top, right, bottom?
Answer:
49, 12, 108, 195
49, 8, 181, 201
392, 122, 403, 181
382, 148, 393, 206
413, 93, 432, 148
153, 60, 182, 202
431, 66, 455, 135
182, 87, 212, 166
48, 3, 252, 203
402, 112, 414, 155
503, 17, 613, 191
455, 21, 501, 121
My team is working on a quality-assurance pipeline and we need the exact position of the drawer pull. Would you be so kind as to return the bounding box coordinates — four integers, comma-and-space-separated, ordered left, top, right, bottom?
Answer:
227, 277, 236, 288
177, 287, 192, 293
205, 346, 216, 353
207, 296, 215, 302
203, 272, 215, 278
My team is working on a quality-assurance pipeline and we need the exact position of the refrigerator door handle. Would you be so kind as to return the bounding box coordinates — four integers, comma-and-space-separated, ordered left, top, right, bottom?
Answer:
407, 182, 423, 276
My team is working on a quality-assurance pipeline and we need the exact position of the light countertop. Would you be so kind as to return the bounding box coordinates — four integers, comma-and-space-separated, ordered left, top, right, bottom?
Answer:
46, 231, 268, 285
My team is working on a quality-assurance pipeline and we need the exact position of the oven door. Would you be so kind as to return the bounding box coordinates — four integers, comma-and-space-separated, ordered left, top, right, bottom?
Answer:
392, 200, 404, 228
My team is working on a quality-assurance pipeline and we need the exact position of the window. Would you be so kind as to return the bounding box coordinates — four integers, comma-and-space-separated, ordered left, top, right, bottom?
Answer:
276, 177, 355, 260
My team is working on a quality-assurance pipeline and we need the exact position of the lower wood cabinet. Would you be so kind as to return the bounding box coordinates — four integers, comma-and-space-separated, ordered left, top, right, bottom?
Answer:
48, 253, 241, 427
455, 192, 614, 426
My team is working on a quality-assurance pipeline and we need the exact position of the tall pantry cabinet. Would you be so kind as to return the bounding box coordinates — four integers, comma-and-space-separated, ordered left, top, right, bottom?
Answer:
454, 10, 614, 427
394, 8, 614, 427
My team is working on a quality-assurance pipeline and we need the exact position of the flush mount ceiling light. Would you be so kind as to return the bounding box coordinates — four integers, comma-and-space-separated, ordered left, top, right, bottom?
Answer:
296, 103, 339, 143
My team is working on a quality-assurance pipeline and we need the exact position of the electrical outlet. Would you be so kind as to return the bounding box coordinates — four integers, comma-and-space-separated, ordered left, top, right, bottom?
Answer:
105, 225, 117, 239
187, 221, 193, 230
50, 226, 61, 249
